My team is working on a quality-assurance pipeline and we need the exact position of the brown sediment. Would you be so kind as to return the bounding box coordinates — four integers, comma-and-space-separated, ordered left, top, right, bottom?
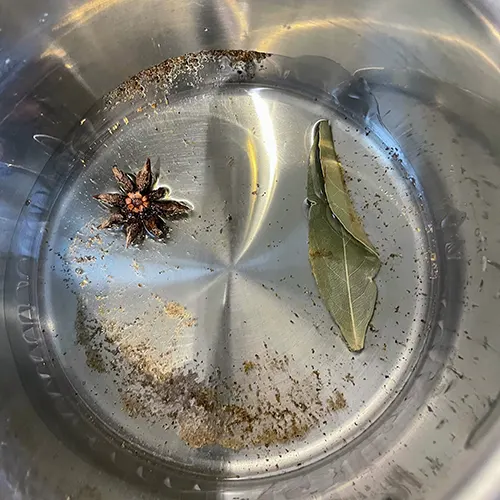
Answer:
309, 249, 333, 258
328, 390, 347, 412
243, 360, 256, 373
104, 50, 270, 108
74, 294, 339, 450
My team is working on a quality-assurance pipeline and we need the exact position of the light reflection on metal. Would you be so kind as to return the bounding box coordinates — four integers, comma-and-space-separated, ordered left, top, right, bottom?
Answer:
243, 133, 258, 252
235, 89, 278, 263
221, 0, 249, 40
467, 3, 500, 45
257, 17, 500, 75
40, 46, 97, 97
53, 0, 127, 32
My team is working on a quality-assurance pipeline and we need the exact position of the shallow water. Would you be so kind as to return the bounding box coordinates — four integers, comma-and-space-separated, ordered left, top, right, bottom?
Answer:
8, 52, 443, 480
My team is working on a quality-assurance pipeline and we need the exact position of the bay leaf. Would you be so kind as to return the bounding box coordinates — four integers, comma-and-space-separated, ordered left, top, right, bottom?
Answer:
317, 119, 378, 257
308, 122, 380, 351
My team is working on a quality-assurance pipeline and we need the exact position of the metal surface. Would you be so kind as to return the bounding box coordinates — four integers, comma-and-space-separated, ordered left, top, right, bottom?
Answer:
0, 1, 500, 500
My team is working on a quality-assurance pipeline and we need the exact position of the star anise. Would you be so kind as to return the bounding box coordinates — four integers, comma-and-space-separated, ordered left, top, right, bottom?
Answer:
93, 158, 190, 247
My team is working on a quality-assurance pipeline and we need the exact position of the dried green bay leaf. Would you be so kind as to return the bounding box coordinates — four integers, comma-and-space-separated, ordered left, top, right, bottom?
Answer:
308, 121, 380, 351
317, 120, 378, 257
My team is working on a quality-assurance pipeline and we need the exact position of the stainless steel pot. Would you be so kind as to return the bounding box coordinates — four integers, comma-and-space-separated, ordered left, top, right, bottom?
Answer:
1, 0, 500, 499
